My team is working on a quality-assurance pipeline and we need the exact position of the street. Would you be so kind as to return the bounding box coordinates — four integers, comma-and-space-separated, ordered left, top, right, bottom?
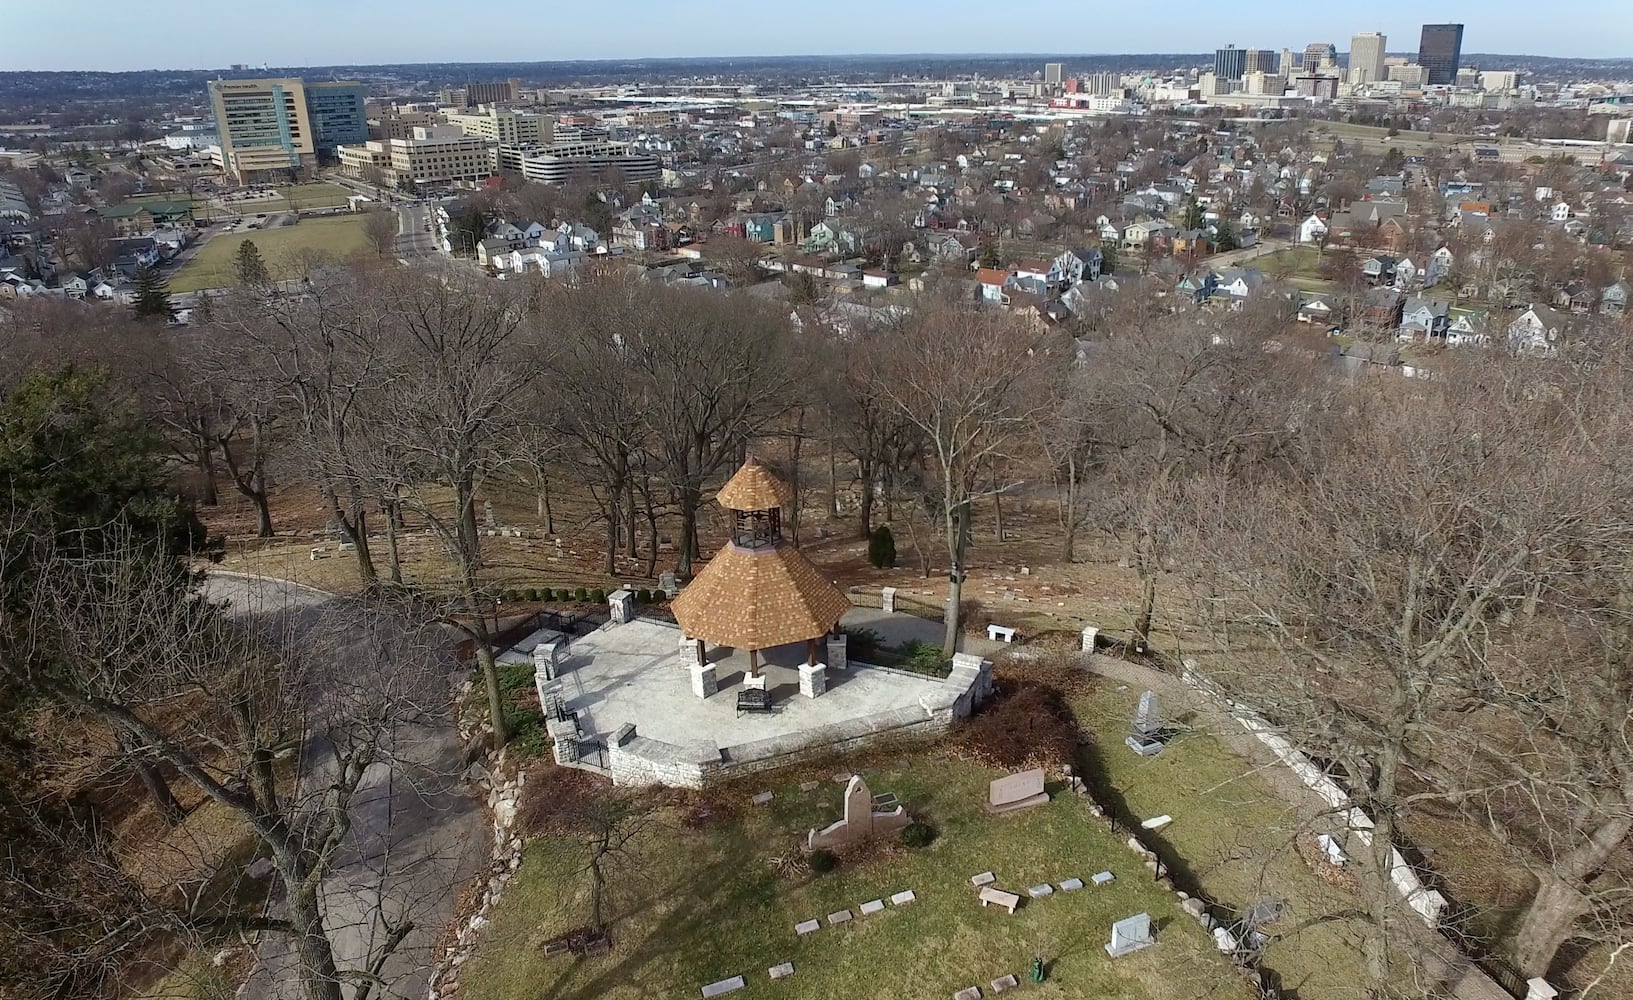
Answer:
395, 201, 442, 260
203, 574, 488, 1000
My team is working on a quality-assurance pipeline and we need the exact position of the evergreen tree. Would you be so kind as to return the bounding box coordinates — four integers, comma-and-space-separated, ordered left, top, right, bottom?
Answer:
1182, 197, 1204, 231
979, 239, 1002, 269
231, 239, 269, 286
826, 120, 839, 139
867, 525, 897, 569
130, 264, 174, 321
1214, 221, 1237, 251
1099, 241, 1118, 275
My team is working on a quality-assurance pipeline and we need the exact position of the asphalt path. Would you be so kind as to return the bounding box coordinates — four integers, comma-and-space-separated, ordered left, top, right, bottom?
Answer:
204, 574, 488, 1000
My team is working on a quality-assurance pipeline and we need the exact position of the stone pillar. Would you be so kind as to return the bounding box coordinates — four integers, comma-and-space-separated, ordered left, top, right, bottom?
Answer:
1525, 979, 1558, 1000
798, 662, 827, 698
546, 716, 580, 765
679, 635, 706, 668
608, 588, 635, 624
1081, 625, 1100, 652
533, 639, 565, 681
881, 587, 896, 613
689, 663, 718, 699
827, 633, 848, 671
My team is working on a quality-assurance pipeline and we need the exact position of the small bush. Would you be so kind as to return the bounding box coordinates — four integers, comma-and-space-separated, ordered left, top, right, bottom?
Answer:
843, 626, 885, 662
590, 588, 606, 604
637, 588, 653, 603
899, 639, 949, 676
524, 587, 540, 602
574, 587, 588, 602
808, 849, 836, 874
902, 822, 936, 848
866, 525, 897, 569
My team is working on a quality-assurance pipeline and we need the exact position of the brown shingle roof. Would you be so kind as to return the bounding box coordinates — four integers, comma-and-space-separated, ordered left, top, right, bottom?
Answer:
671, 542, 849, 651
715, 459, 793, 511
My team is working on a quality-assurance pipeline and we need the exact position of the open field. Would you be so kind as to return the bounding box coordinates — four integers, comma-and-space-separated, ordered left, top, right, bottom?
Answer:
460, 753, 1250, 1000
215, 182, 352, 216
1253, 245, 1338, 292
169, 214, 370, 292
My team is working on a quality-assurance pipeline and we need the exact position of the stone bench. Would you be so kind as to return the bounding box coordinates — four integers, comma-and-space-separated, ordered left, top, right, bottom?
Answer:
979, 887, 1021, 914
987, 624, 1018, 643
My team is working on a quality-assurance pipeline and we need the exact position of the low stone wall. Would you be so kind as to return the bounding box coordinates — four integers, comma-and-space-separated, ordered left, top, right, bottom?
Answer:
606, 654, 992, 789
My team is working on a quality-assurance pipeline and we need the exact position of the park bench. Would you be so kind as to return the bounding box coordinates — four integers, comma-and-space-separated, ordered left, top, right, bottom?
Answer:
736, 688, 773, 717
979, 886, 1022, 914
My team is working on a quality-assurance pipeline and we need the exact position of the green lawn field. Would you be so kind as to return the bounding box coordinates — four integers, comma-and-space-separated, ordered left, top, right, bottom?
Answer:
171, 215, 371, 292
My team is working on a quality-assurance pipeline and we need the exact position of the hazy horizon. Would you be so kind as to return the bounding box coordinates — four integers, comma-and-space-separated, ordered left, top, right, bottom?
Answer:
12, 0, 1632, 73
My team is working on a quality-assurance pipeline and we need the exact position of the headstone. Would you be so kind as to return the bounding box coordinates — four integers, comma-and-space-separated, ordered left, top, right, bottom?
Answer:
798, 662, 826, 698
992, 974, 1020, 992
890, 890, 916, 905
1027, 884, 1054, 898
987, 624, 1017, 643
1141, 814, 1172, 831
769, 962, 794, 980
701, 975, 745, 998
483, 500, 496, 529
1104, 912, 1155, 957
608, 588, 635, 624
827, 909, 853, 925
987, 768, 1050, 814
970, 871, 997, 887
860, 899, 885, 916
1126, 689, 1168, 755
799, 781, 820, 792
954, 989, 981, 1000
794, 919, 820, 935
1059, 877, 1084, 892
751, 791, 773, 806
871, 792, 899, 810
1525, 978, 1560, 1000
1317, 832, 1350, 866
660, 571, 679, 598
807, 774, 910, 850
881, 586, 896, 613
827, 633, 848, 671
1081, 625, 1100, 652
1091, 871, 1115, 886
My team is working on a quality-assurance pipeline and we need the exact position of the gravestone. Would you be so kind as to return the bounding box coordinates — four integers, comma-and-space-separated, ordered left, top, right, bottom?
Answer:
890, 890, 917, 905
954, 989, 981, 1000
700, 975, 744, 998
827, 632, 848, 671
608, 588, 635, 624
795, 919, 820, 935
987, 768, 1050, 814
769, 962, 795, 980
881, 586, 896, 613
1027, 884, 1054, 898
1081, 625, 1100, 652
827, 909, 852, 925
483, 500, 496, 529
807, 774, 910, 850
1125, 689, 1168, 756
1091, 871, 1115, 886
970, 871, 997, 887
1104, 912, 1155, 957
660, 571, 679, 598
860, 899, 885, 916
992, 974, 1020, 992
1059, 877, 1084, 892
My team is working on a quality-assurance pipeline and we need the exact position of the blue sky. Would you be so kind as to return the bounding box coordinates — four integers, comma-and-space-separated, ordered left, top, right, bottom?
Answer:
11, 0, 1632, 71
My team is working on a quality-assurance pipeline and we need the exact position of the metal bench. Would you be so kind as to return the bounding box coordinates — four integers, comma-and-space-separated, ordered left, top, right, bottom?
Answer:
736, 688, 774, 717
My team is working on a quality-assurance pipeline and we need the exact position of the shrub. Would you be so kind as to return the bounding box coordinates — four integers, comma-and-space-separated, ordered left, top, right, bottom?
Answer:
808, 849, 836, 874
590, 588, 606, 604
902, 822, 936, 848
524, 587, 540, 602
866, 525, 897, 569
574, 587, 588, 602
842, 626, 885, 662
899, 639, 949, 676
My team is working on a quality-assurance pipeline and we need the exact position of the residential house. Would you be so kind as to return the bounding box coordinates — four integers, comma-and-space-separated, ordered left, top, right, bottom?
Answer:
1602, 279, 1630, 316
96, 200, 195, 237
1298, 213, 1329, 245
1398, 296, 1451, 341
1506, 305, 1569, 352
59, 270, 101, 299
1548, 201, 1572, 223
931, 231, 979, 263
1175, 270, 1217, 304
1055, 247, 1103, 285
1392, 257, 1418, 290
1361, 287, 1405, 330
1123, 220, 1175, 248
1362, 254, 1397, 284
1425, 246, 1454, 287
1297, 291, 1340, 327
1209, 267, 1266, 308
974, 267, 1009, 304
1446, 308, 1492, 347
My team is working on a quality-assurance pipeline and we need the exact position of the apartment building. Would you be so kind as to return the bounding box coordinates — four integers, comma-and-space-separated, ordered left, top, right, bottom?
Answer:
445, 105, 554, 146
338, 125, 497, 188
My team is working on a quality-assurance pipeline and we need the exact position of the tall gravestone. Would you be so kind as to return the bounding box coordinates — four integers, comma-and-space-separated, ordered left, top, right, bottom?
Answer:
1104, 912, 1155, 957
1125, 689, 1167, 756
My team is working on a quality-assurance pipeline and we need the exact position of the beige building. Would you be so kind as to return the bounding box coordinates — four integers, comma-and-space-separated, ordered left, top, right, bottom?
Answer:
444, 105, 553, 146
1349, 32, 1387, 84
338, 125, 496, 188
208, 77, 316, 183
368, 109, 443, 140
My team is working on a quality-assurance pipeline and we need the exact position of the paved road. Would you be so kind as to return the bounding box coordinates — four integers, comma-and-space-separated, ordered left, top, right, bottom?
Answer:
396, 203, 442, 260
204, 574, 488, 1000
1204, 237, 1292, 270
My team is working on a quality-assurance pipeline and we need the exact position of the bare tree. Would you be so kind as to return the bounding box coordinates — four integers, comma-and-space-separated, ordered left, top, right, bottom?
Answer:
361, 208, 399, 258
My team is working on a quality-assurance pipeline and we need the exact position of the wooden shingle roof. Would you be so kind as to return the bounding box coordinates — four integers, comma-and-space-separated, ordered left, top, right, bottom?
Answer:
714, 459, 793, 512
672, 542, 849, 651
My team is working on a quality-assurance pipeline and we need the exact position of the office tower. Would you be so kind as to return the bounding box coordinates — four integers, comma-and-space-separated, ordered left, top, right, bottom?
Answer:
1389, 64, 1429, 87
1349, 32, 1387, 84
1303, 42, 1337, 73
1214, 45, 1247, 81
1244, 49, 1276, 74
1085, 71, 1120, 96
1044, 63, 1064, 87
303, 81, 367, 151
208, 77, 316, 183
1418, 23, 1464, 85
1280, 48, 1297, 75
463, 80, 517, 107
444, 105, 553, 146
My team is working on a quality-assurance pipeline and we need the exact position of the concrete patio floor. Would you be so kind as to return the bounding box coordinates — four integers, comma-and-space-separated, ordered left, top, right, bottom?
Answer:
543, 617, 948, 753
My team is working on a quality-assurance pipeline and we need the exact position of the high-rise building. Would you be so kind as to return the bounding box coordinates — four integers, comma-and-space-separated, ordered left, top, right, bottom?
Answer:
1418, 23, 1464, 85
303, 81, 367, 152
1280, 48, 1297, 75
445, 104, 554, 146
1214, 45, 1247, 81
208, 77, 317, 183
1043, 63, 1064, 87
1244, 49, 1276, 75
1303, 42, 1337, 73
1389, 64, 1429, 88
1349, 32, 1387, 84
1084, 71, 1120, 96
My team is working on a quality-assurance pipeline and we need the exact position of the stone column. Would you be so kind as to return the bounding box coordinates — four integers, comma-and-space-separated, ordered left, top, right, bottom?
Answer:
608, 588, 635, 624
827, 633, 848, 671
689, 663, 719, 699
881, 587, 896, 613
679, 635, 706, 667
1081, 625, 1099, 652
798, 662, 827, 698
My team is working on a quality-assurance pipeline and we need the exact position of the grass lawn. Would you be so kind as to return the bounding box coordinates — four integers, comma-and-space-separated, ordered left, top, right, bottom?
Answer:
1071, 682, 1381, 1000
171, 215, 371, 292
459, 756, 1249, 1000
216, 182, 352, 216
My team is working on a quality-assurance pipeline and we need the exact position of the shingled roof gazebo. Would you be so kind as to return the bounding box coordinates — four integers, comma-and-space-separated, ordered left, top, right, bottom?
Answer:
672, 459, 849, 684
